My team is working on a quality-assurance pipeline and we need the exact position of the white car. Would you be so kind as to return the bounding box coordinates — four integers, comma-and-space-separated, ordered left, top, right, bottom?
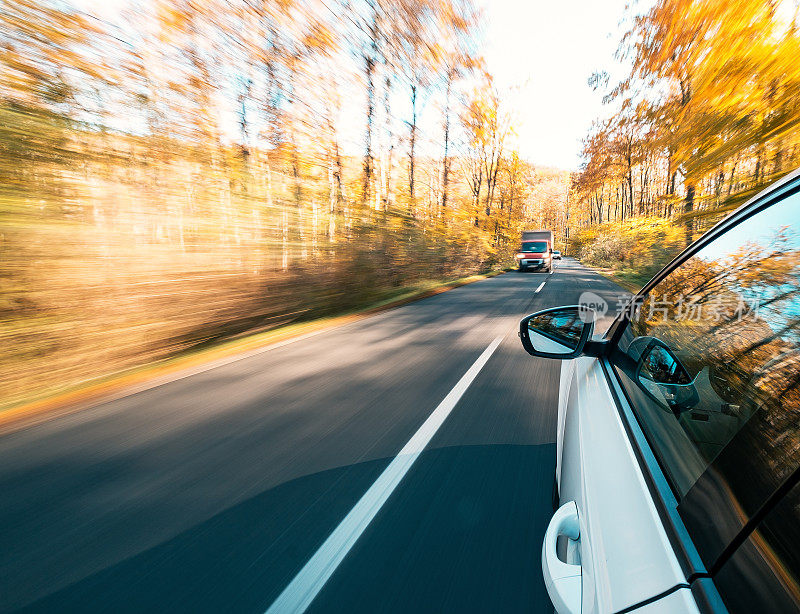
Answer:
519, 170, 800, 614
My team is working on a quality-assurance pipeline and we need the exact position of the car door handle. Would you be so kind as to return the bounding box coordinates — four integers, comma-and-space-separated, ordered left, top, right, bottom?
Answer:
542, 500, 582, 614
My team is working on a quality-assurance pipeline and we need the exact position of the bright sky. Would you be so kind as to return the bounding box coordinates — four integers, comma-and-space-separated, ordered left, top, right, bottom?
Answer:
480, 0, 632, 170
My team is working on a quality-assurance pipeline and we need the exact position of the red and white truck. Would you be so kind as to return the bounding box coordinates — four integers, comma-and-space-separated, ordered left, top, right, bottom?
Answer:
515, 230, 554, 273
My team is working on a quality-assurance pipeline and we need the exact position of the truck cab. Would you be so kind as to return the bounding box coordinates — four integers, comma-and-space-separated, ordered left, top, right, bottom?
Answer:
516, 230, 554, 272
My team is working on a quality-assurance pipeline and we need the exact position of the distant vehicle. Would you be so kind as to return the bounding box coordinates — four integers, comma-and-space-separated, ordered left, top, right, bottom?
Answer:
519, 170, 800, 614
516, 230, 553, 272
552, 250, 562, 260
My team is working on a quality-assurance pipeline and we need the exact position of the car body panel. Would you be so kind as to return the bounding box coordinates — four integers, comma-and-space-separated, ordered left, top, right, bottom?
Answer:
633, 588, 700, 613
555, 356, 575, 491
557, 357, 688, 613
544, 170, 800, 613
520, 256, 547, 268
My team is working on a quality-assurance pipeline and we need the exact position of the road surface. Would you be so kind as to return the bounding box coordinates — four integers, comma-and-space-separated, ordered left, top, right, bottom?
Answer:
0, 259, 628, 613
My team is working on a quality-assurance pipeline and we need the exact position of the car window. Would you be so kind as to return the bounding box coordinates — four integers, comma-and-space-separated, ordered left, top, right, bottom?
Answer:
610, 188, 800, 570
713, 478, 800, 613
521, 242, 547, 252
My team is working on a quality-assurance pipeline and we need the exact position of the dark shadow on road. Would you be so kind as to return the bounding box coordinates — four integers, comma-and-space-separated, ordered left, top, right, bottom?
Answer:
17, 444, 555, 614
307, 443, 557, 614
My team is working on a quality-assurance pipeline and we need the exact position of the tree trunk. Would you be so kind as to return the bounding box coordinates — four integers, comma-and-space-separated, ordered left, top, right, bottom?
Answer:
363, 51, 375, 205
382, 74, 393, 210
485, 157, 500, 219
327, 138, 342, 241
408, 83, 417, 208
441, 73, 452, 220
362, 5, 378, 208
684, 184, 695, 245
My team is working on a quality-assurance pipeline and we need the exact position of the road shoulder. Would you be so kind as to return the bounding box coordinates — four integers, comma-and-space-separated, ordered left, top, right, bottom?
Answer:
0, 269, 509, 434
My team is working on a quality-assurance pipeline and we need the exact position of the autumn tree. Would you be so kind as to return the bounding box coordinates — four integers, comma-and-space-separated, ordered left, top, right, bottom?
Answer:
575, 0, 800, 240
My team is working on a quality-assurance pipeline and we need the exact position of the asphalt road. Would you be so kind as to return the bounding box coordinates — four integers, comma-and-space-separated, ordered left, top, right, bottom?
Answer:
0, 259, 629, 614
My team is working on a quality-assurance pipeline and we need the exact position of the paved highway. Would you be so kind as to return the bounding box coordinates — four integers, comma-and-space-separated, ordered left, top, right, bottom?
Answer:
0, 259, 627, 613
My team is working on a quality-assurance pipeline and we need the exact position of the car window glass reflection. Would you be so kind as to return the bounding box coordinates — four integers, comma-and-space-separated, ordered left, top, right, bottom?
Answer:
613, 192, 800, 503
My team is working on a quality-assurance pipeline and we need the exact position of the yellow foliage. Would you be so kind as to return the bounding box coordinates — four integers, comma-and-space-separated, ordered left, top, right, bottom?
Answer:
573, 217, 685, 287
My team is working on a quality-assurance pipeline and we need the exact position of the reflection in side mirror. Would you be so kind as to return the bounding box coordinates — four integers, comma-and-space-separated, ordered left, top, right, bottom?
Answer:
631, 337, 699, 414
641, 344, 691, 385
519, 305, 595, 359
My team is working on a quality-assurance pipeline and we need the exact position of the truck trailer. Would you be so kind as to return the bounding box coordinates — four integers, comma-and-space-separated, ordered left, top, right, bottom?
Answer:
516, 230, 554, 272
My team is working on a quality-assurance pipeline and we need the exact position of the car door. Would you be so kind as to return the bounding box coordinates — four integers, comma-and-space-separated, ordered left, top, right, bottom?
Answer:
545, 171, 800, 613
549, 353, 697, 614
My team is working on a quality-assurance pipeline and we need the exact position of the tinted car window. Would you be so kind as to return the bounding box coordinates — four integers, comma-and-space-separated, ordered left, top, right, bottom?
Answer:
611, 188, 800, 568
520, 242, 547, 252
713, 478, 800, 613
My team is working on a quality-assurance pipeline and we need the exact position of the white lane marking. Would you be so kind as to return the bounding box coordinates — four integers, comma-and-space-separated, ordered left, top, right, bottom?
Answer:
265, 335, 505, 614
534, 281, 546, 294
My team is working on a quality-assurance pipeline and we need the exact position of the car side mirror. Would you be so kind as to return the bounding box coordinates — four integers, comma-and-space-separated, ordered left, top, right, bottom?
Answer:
630, 337, 700, 414
519, 306, 595, 359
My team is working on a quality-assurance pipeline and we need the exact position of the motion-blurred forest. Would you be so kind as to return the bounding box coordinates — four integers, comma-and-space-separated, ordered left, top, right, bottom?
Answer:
571, 0, 800, 288
1, 1, 569, 406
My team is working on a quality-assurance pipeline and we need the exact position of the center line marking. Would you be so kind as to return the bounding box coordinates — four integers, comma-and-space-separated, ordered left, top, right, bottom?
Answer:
264, 335, 504, 614
534, 281, 546, 293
